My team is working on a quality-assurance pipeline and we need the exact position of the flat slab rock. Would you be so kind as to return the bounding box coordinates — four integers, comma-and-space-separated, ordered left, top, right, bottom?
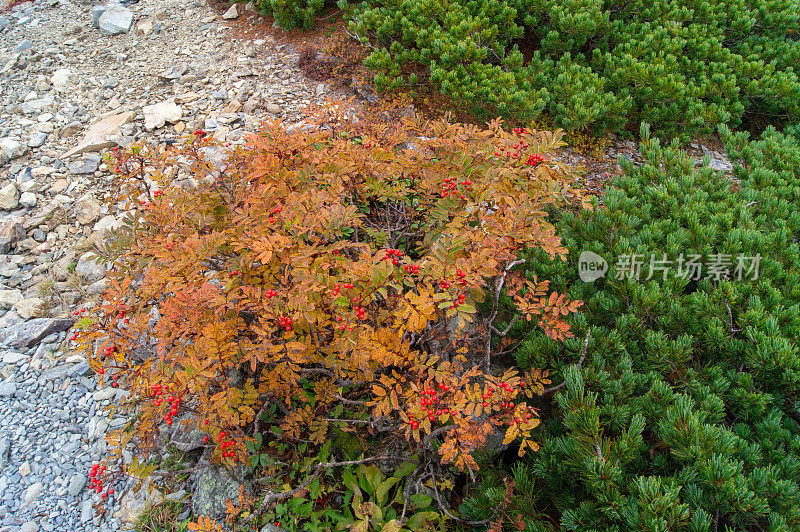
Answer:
63, 111, 135, 158
2, 318, 73, 349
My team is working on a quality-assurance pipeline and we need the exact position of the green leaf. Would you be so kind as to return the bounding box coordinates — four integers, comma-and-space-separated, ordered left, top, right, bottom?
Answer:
375, 477, 400, 507
393, 461, 417, 478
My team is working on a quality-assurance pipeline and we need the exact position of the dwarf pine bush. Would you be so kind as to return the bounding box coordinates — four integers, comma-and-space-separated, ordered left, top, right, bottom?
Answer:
260, 0, 800, 138
460, 125, 800, 530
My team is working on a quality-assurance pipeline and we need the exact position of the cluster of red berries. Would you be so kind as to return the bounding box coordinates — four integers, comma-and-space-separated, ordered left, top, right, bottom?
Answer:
89, 463, 113, 498
450, 293, 466, 309
157, 394, 181, 426
440, 269, 468, 293
403, 263, 420, 274
526, 154, 544, 166
381, 248, 403, 265
227, 269, 240, 278
265, 289, 278, 298
153, 190, 164, 198
139, 200, 156, 208
412, 383, 453, 427
102, 345, 115, 358
335, 315, 355, 332
513, 411, 534, 425
267, 204, 283, 224
332, 282, 355, 296
217, 431, 237, 461
194, 129, 206, 137
72, 307, 87, 317
353, 306, 367, 321
278, 316, 292, 332
111, 373, 120, 388
440, 176, 471, 199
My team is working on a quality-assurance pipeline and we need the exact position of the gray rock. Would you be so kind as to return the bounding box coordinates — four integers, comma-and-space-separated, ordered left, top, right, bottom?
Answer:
99, 5, 134, 35
0, 435, 9, 466
80, 499, 93, 523
68, 154, 101, 175
265, 103, 282, 115
2, 318, 73, 349
13, 39, 32, 53
158, 63, 188, 81
67, 473, 87, 496
191, 462, 248, 519
709, 156, 733, 173
91, 5, 107, 28
27, 131, 48, 148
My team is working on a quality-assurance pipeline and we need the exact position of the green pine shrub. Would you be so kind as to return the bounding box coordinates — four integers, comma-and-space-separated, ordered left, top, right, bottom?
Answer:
461, 125, 800, 530
324, 0, 800, 138
256, 0, 324, 28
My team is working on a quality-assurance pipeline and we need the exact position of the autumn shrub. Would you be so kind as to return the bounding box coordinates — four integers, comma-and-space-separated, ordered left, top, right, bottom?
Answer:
76, 104, 588, 528
460, 124, 800, 530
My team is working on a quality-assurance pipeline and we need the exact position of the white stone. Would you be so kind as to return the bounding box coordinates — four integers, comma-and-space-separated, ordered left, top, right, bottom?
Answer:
75, 193, 102, 225
22, 482, 43, 505
94, 387, 116, 401
20, 521, 38, 532
222, 4, 239, 19
19, 191, 37, 208
99, 5, 134, 36
2, 352, 29, 364
14, 298, 45, 319
68, 473, 87, 496
0, 183, 19, 210
75, 252, 106, 281
19, 461, 31, 476
51, 68, 71, 90
0, 289, 22, 309
0, 138, 26, 162
142, 101, 183, 131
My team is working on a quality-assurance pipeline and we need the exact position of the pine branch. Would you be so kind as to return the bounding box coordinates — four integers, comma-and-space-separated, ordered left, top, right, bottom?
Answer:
542, 328, 592, 396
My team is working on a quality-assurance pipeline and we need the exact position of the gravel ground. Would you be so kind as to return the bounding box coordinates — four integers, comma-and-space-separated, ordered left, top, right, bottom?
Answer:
0, 0, 330, 528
